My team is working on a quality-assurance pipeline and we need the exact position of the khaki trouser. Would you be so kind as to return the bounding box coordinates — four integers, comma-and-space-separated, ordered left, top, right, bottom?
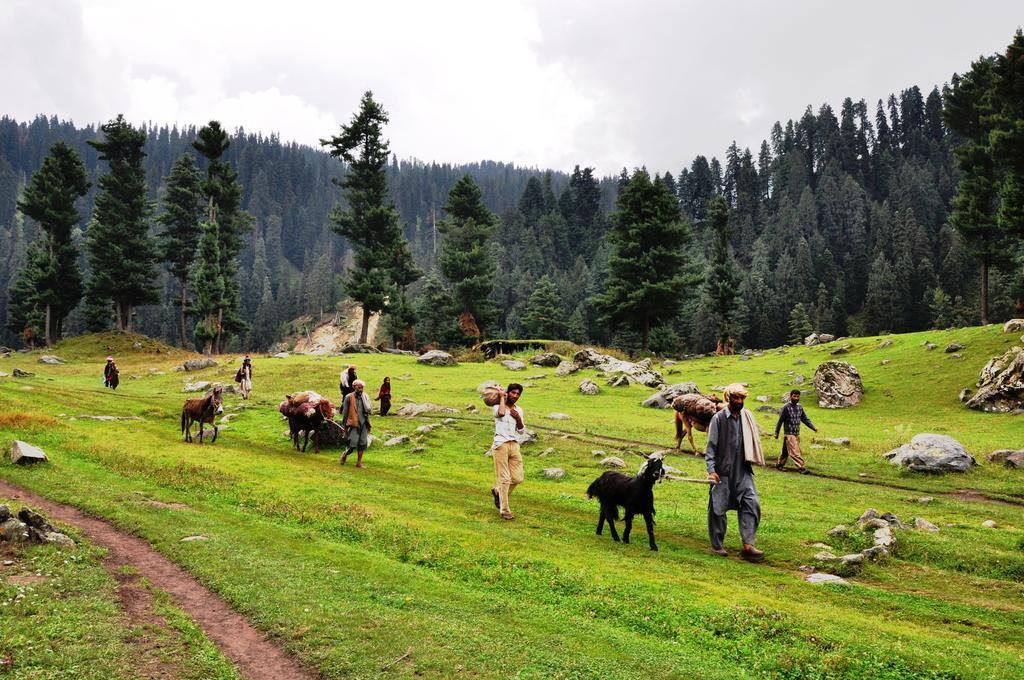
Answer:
492, 441, 524, 514
778, 434, 806, 469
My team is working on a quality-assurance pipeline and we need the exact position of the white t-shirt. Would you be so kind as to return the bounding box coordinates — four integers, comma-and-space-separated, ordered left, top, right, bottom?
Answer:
492, 404, 526, 447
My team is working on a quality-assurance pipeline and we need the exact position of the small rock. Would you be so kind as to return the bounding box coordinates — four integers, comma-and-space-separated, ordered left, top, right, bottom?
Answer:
878, 339, 893, 348
417, 350, 457, 367
824, 437, 850, 446
528, 353, 562, 367
945, 343, 965, 353
547, 413, 571, 420
465, 405, 478, 413
794, 358, 807, 365
38, 355, 65, 365
42, 532, 75, 548
539, 447, 555, 457
0, 519, 29, 543
182, 358, 218, 371
880, 513, 907, 529
10, 440, 48, 465
183, 381, 212, 393
913, 518, 939, 532
806, 573, 849, 585
810, 542, 833, 550
826, 525, 848, 537
739, 355, 750, 361
857, 473, 867, 478
415, 425, 437, 434
384, 435, 410, 447
859, 518, 889, 530
924, 342, 937, 351
881, 359, 890, 365
12, 368, 34, 377
873, 526, 896, 548
988, 449, 1024, 468
981, 520, 997, 529
958, 388, 973, 402
554, 361, 579, 377
0, 506, 9, 523
541, 468, 566, 480
1002, 318, 1024, 333
591, 449, 605, 457
858, 508, 880, 522
180, 535, 209, 542
579, 379, 600, 395
917, 497, 934, 504
793, 374, 806, 385
442, 418, 457, 425
883, 434, 975, 473
500, 359, 527, 371
755, 395, 769, 403
814, 551, 837, 562
830, 345, 850, 355
839, 553, 864, 565
861, 545, 889, 561
600, 456, 626, 469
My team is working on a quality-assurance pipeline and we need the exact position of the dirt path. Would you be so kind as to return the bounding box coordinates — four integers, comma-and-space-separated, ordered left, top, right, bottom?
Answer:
0, 479, 318, 680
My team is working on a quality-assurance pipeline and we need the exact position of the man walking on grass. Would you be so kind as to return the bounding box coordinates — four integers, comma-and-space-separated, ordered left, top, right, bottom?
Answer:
491, 383, 525, 521
774, 389, 818, 474
340, 379, 372, 468
705, 383, 766, 560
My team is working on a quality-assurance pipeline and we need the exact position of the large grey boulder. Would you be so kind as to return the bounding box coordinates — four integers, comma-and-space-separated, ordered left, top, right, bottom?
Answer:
38, 355, 64, 365
182, 358, 217, 371
813, 361, 864, 408
417, 350, 457, 367
1003, 319, 1024, 333
641, 382, 701, 409
804, 333, 820, 347
573, 349, 665, 387
529, 353, 562, 367
10, 440, 47, 464
883, 434, 976, 473
965, 346, 1024, 413
818, 334, 836, 344
554, 361, 579, 377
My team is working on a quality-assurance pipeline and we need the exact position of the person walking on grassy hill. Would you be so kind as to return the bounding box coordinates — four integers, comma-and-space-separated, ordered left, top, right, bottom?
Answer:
774, 389, 817, 474
103, 356, 119, 390
705, 383, 765, 560
491, 383, 526, 521
374, 376, 392, 416
235, 354, 253, 400
339, 364, 357, 399
340, 379, 372, 468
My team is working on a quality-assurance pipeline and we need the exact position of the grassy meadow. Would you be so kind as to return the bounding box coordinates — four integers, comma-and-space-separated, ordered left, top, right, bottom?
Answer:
1, 327, 1023, 679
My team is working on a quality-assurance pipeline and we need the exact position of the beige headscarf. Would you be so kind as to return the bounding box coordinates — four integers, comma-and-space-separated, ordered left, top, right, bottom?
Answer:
723, 383, 749, 401
722, 383, 764, 466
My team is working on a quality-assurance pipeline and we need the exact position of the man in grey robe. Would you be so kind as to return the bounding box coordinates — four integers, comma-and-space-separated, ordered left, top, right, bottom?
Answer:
705, 383, 765, 560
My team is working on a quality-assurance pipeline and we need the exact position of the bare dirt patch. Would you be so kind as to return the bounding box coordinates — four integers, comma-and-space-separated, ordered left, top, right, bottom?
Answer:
147, 500, 191, 511
0, 479, 318, 680
7, 574, 47, 586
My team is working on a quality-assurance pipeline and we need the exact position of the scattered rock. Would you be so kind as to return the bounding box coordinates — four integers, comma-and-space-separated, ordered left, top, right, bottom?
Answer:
0, 519, 29, 543
883, 434, 975, 473
945, 343, 965, 353
384, 435, 410, 447
924, 342, 937, 351
859, 509, 880, 522
981, 519, 997, 529
814, 551, 837, 562
541, 468, 566, 480
824, 437, 851, 446
756, 405, 781, 415
12, 368, 34, 378
417, 350, 457, 367
337, 342, 380, 354
804, 333, 820, 347
794, 358, 807, 365
738, 355, 751, 361
859, 518, 889, 531
554, 361, 579, 377
182, 358, 217, 371
10, 440, 48, 465
819, 334, 835, 344
878, 339, 893, 349
873, 526, 896, 548
988, 449, 1024, 468
826, 525, 848, 537
793, 374, 806, 385
442, 418, 457, 425
42, 532, 76, 548
519, 430, 538, 446
861, 545, 889, 561
813, 361, 864, 409
810, 542, 833, 550
547, 413, 571, 420
880, 513, 907, 529
579, 379, 600, 395
959, 388, 973, 402
180, 535, 209, 542
591, 450, 605, 457
806, 573, 849, 585
573, 349, 664, 387
38, 355, 64, 365
839, 553, 864, 566
641, 382, 700, 408
1002, 319, 1024, 333
913, 518, 939, 532
500, 360, 527, 371
394, 403, 459, 417
965, 346, 1024, 413
539, 447, 555, 457
600, 456, 626, 469
183, 381, 212, 393
529, 353, 562, 367
755, 395, 769, 403
917, 497, 934, 504
465, 404, 479, 413
830, 345, 850, 355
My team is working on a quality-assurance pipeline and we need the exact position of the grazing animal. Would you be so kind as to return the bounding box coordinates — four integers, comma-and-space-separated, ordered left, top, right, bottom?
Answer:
279, 392, 334, 453
181, 386, 224, 444
673, 392, 725, 454
586, 455, 666, 551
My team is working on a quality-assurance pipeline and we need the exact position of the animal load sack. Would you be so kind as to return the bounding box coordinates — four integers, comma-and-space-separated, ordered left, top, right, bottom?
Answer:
672, 393, 721, 428
481, 385, 503, 407
279, 391, 332, 419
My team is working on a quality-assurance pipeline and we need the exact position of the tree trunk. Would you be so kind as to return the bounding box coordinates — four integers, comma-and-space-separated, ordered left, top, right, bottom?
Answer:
124, 304, 133, 333
44, 303, 52, 348
114, 303, 124, 332
641, 315, 650, 352
359, 307, 370, 344
980, 261, 989, 326
180, 281, 188, 348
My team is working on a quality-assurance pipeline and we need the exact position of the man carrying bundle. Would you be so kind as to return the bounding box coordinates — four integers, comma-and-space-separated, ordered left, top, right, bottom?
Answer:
340, 379, 372, 468
490, 383, 525, 521
705, 383, 765, 560
339, 364, 358, 399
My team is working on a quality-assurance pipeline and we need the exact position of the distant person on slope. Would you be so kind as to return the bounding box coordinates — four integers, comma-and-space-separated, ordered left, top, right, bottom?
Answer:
339, 364, 357, 399
705, 383, 765, 560
235, 354, 254, 399
774, 389, 817, 474
103, 356, 119, 390
374, 376, 392, 416
491, 383, 526, 521
340, 379, 372, 468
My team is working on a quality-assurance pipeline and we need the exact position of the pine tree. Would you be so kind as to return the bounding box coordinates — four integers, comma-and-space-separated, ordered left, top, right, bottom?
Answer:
703, 196, 744, 353
157, 153, 203, 346
13, 141, 89, 346
929, 288, 954, 329
437, 175, 498, 341
414, 272, 458, 347
321, 92, 412, 344
788, 303, 813, 344
190, 220, 223, 354
6, 243, 46, 346
192, 121, 250, 352
597, 169, 698, 351
247, 276, 277, 351
85, 115, 160, 332
864, 254, 898, 334
522, 275, 566, 339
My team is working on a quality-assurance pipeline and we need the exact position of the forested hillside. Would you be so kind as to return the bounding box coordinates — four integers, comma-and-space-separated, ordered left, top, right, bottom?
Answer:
1, 63, 1022, 353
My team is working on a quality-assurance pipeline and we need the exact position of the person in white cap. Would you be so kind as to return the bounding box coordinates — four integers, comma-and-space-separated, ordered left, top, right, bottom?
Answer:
103, 356, 119, 390
340, 378, 372, 467
339, 364, 358, 399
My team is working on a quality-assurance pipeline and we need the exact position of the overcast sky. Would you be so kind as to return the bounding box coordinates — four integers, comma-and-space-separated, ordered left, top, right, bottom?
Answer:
3, 1, 1021, 176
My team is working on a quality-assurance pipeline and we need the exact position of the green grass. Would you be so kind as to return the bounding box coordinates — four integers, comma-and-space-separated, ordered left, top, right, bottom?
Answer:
0, 326, 1022, 678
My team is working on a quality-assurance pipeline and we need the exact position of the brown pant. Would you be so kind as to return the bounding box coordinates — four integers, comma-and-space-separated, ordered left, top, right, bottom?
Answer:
777, 434, 806, 469
492, 441, 524, 514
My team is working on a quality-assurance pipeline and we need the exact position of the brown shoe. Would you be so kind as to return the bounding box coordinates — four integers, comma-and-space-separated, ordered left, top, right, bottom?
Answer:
500, 512, 515, 521
711, 547, 729, 557
740, 545, 765, 561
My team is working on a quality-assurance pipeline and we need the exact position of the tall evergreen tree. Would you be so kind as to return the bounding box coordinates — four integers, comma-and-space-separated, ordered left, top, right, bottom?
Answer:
437, 174, 497, 341
414, 272, 459, 347
597, 169, 697, 351
321, 91, 411, 344
704, 196, 744, 353
85, 115, 159, 332
522, 274, 566, 339
12, 141, 89, 345
189, 220, 223, 354
157, 153, 203, 346
788, 303, 813, 344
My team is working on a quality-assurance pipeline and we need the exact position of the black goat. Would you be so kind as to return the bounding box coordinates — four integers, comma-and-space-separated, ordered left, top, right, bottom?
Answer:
586, 456, 666, 551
